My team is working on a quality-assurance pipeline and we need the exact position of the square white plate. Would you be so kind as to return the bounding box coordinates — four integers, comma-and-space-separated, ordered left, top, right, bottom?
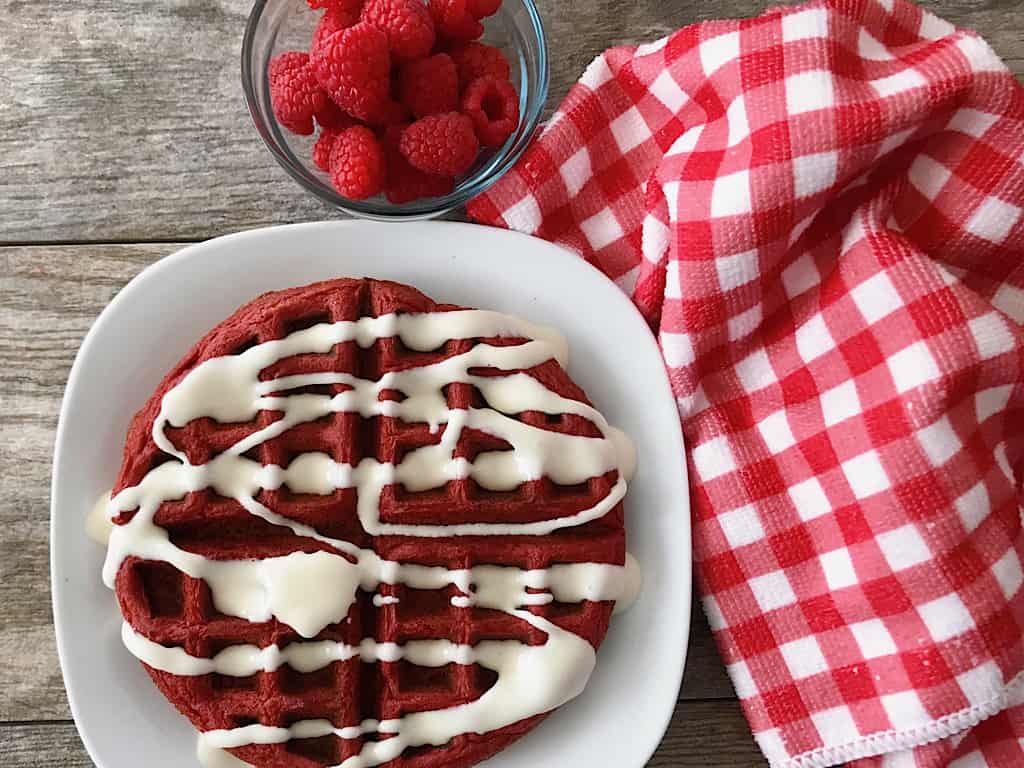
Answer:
51, 221, 690, 768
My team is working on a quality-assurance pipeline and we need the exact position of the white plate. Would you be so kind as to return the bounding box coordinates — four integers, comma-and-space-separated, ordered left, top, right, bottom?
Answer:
51, 221, 690, 768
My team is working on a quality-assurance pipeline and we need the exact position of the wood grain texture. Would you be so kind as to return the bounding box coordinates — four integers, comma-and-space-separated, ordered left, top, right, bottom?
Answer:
0, 0, 1020, 243
0, 699, 762, 767
0, 245, 163, 724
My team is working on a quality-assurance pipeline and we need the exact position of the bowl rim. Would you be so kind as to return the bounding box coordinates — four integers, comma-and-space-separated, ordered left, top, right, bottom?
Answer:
241, 0, 549, 220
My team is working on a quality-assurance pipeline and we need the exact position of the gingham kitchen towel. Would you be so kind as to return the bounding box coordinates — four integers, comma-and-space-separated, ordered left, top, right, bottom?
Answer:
468, 1, 1024, 766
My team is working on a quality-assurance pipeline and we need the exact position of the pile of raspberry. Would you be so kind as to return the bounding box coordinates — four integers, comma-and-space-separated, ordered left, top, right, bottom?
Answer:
268, 0, 520, 203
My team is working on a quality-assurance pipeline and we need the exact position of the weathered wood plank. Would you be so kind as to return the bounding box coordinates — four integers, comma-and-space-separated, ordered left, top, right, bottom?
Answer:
650, 698, 766, 767
0, 0, 1020, 243
0, 698, 765, 767
0, 246, 147, 723
0, 242, 734, 724
0, 722, 92, 768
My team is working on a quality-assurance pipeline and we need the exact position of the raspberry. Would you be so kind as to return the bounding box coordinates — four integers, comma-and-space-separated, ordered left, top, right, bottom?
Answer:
444, 15, 483, 42
329, 125, 385, 198
467, 0, 501, 18
382, 124, 455, 203
364, 97, 409, 126
312, 22, 391, 123
311, 6, 359, 50
448, 41, 510, 85
400, 112, 479, 176
268, 51, 327, 135
461, 76, 519, 146
306, 0, 362, 13
398, 54, 458, 118
429, 0, 483, 41
360, 0, 435, 60
312, 128, 343, 171
315, 98, 356, 130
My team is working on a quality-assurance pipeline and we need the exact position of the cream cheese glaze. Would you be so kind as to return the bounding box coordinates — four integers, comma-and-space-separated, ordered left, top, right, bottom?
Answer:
92, 307, 640, 768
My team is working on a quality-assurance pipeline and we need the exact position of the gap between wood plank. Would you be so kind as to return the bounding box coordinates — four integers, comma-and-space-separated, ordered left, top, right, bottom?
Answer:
0, 720, 75, 728
0, 238, 204, 248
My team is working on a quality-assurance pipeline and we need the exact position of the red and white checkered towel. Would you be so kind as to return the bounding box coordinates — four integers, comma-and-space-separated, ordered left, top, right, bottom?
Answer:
468, 1, 1024, 765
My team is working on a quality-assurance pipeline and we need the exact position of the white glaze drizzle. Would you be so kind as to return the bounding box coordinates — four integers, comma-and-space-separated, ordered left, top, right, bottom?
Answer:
196, 611, 598, 768
122, 553, 641, 679
197, 738, 251, 768
96, 308, 639, 767
86, 490, 114, 545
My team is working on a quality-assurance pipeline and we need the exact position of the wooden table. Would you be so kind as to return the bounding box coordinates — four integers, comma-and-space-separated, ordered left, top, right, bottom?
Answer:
1, 1, 1020, 765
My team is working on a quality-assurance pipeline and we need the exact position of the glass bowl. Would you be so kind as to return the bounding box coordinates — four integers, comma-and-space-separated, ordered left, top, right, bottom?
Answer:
242, 0, 548, 220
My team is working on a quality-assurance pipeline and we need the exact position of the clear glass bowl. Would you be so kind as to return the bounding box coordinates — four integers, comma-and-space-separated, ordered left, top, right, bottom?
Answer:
242, 0, 548, 220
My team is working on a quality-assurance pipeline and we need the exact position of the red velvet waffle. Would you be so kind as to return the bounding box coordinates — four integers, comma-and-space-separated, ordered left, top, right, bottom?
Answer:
111, 278, 626, 768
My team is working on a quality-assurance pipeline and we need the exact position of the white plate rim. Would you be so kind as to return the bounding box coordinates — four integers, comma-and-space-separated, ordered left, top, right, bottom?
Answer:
50, 220, 690, 768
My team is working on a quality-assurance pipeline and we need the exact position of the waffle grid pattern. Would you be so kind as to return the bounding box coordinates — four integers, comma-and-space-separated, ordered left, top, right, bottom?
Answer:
113, 279, 625, 768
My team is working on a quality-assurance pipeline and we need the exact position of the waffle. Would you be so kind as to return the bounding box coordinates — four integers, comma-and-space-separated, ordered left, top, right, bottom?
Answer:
110, 278, 627, 768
